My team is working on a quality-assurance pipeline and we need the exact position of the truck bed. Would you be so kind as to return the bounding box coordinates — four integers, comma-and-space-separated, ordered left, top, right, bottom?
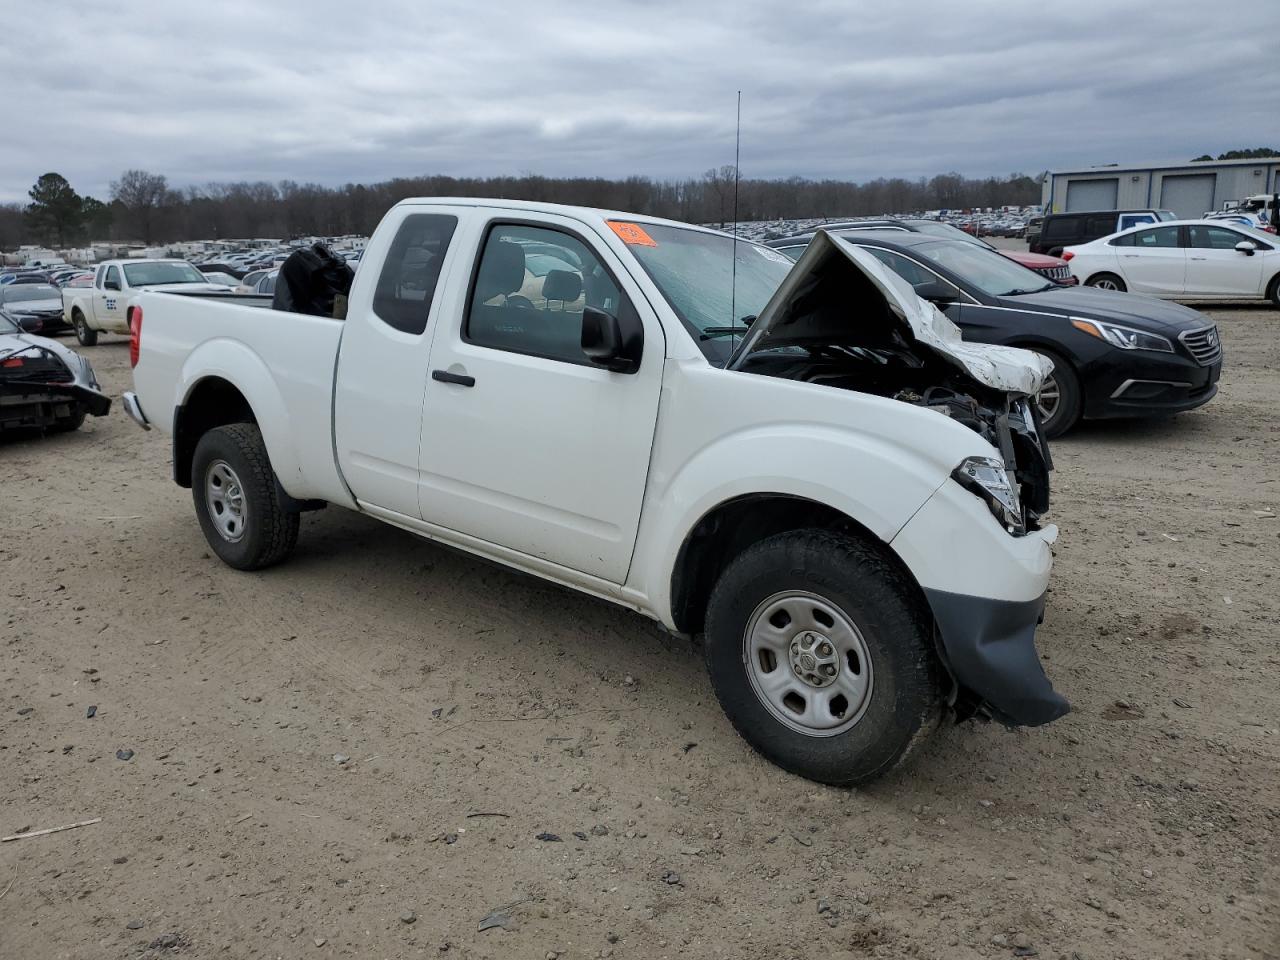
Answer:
130, 290, 353, 505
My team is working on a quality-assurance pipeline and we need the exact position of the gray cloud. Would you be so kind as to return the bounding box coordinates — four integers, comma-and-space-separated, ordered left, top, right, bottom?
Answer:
1, 0, 1275, 202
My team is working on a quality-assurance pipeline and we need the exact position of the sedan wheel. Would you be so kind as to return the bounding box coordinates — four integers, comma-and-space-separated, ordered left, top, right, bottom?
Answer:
1035, 372, 1062, 424
1085, 273, 1126, 293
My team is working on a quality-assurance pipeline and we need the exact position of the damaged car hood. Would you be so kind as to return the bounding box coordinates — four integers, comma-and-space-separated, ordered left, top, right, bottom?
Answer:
729, 231, 1052, 396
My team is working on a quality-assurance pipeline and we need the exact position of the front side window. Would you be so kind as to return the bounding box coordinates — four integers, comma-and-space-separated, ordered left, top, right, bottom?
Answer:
1187, 225, 1245, 250
862, 248, 938, 286
372, 213, 458, 335
1133, 226, 1180, 249
466, 223, 626, 365
104, 266, 120, 288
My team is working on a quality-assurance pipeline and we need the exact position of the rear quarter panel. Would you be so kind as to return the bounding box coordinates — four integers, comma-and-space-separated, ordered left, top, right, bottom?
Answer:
132, 290, 354, 506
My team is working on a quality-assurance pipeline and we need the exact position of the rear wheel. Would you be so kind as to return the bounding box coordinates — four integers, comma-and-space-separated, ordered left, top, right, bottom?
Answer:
1085, 272, 1126, 292
703, 530, 941, 787
1031, 348, 1082, 439
1267, 274, 1280, 309
72, 310, 98, 346
48, 404, 85, 433
191, 423, 298, 570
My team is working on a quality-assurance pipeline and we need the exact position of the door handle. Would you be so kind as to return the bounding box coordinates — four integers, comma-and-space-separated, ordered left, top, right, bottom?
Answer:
1189, 256, 1207, 261
432, 369, 475, 387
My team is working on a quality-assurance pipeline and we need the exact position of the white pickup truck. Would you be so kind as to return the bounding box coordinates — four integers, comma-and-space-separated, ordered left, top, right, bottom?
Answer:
63, 258, 234, 346
124, 198, 1065, 785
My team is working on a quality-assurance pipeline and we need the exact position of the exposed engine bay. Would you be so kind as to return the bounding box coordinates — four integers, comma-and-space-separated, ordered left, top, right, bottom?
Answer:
0, 340, 111, 431
729, 235, 1053, 532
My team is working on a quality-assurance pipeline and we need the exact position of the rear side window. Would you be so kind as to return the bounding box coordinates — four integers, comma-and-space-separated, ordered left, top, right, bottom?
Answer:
1085, 214, 1118, 236
1110, 232, 1136, 247
465, 223, 627, 365
1043, 217, 1078, 240
1133, 226, 1180, 248
863, 247, 937, 286
372, 214, 459, 335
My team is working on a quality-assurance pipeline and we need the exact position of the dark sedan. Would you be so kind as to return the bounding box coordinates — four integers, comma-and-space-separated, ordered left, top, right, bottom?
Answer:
0, 283, 71, 335
777, 231, 1222, 437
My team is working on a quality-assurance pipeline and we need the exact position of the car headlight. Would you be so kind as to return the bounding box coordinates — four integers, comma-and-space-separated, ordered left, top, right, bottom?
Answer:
953, 456, 1025, 535
1070, 317, 1173, 353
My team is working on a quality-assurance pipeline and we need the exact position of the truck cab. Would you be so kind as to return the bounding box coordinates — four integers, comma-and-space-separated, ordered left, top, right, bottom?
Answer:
63, 258, 231, 345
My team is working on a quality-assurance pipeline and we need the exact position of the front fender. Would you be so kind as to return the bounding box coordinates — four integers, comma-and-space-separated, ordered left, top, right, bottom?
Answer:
627, 424, 952, 629
177, 339, 304, 494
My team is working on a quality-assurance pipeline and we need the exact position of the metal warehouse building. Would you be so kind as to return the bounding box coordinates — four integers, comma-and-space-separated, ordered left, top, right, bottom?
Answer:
1042, 157, 1280, 219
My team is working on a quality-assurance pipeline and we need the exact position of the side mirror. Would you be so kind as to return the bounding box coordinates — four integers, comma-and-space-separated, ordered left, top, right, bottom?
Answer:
914, 279, 960, 304
104, 278, 121, 291
1235, 240, 1257, 256
581, 304, 643, 373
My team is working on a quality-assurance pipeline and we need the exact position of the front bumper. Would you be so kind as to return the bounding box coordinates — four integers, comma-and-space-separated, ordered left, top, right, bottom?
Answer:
1083, 353, 1221, 419
891, 478, 1067, 727
924, 588, 1067, 726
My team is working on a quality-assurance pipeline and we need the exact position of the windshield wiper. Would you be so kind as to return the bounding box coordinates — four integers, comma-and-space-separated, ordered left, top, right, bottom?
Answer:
700, 315, 757, 340
1003, 285, 1053, 296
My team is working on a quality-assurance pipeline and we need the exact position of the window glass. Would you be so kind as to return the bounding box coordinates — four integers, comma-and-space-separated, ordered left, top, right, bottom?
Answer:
1110, 232, 1136, 247
1085, 215, 1118, 235
1187, 225, 1246, 250
372, 214, 459, 335
1043, 217, 1077, 240
260, 274, 276, 294
1119, 214, 1155, 230
862, 247, 937, 286
773, 245, 806, 261
105, 266, 120, 288
122, 262, 206, 285
1133, 226, 1180, 249
466, 224, 626, 364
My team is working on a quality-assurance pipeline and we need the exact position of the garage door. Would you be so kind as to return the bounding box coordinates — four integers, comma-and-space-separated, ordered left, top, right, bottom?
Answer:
1065, 178, 1119, 211
1160, 174, 1216, 218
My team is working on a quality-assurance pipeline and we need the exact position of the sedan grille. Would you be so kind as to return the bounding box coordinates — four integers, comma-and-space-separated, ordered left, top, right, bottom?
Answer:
1038, 265, 1073, 281
1180, 326, 1222, 366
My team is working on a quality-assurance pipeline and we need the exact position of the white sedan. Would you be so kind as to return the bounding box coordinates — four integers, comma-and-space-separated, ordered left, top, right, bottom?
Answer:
1064, 220, 1279, 306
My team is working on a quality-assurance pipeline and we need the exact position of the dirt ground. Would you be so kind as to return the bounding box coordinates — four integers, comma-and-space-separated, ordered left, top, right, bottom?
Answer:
2, 305, 1277, 960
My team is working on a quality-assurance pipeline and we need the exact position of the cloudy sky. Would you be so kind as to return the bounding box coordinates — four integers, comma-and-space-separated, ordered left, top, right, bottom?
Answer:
1, 0, 1275, 202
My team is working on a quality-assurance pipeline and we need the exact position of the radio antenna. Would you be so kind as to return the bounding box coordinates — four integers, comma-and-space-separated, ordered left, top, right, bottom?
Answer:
729, 90, 742, 353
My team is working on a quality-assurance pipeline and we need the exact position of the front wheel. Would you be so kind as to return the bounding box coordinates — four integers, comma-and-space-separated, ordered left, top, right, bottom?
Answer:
191, 423, 299, 570
72, 310, 98, 346
1085, 272, 1127, 292
1031, 348, 1082, 439
703, 530, 941, 786
1267, 274, 1280, 309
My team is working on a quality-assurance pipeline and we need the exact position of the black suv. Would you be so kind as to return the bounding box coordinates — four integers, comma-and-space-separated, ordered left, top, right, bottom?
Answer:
1031, 209, 1175, 256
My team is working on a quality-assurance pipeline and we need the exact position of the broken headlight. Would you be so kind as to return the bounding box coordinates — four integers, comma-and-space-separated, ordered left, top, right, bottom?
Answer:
953, 456, 1024, 535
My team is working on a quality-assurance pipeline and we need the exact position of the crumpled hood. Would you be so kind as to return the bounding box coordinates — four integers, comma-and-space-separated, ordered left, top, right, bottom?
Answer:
0, 329, 80, 367
1012, 284, 1213, 335
730, 230, 1052, 396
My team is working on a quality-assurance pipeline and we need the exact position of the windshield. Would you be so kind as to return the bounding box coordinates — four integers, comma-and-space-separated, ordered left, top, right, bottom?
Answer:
1157, 210, 1177, 221
122, 261, 206, 286
916, 240, 1052, 296
1, 284, 60, 302
620, 223, 795, 364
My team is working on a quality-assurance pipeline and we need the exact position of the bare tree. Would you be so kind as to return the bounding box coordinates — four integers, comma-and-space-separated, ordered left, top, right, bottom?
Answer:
110, 169, 169, 242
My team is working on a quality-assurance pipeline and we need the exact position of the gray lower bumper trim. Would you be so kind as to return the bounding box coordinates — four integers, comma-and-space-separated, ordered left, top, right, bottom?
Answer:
924, 588, 1068, 727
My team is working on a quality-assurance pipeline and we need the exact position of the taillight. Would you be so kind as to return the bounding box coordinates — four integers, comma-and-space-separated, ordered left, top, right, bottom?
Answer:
1061, 251, 1074, 261
129, 307, 142, 368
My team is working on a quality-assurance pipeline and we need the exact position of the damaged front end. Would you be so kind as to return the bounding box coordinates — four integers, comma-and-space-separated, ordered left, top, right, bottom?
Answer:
0, 340, 111, 431
729, 230, 1065, 727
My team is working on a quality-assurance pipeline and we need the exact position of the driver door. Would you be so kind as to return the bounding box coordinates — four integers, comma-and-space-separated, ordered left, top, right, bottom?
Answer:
93, 265, 126, 328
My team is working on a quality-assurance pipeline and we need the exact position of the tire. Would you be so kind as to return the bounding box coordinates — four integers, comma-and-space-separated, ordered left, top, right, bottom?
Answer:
1085, 272, 1126, 293
703, 529, 942, 787
1267, 274, 1280, 309
191, 423, 299, 570
1030, 348, 1082, 439
71, 309, 98, 346
49, 404, 86, 433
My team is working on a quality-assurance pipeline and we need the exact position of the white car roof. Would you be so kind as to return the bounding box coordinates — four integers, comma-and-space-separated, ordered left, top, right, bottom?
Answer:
394, 197, 731, 238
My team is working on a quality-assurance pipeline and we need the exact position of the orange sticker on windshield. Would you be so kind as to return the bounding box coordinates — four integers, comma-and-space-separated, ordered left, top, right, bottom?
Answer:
607, 221, 657, 247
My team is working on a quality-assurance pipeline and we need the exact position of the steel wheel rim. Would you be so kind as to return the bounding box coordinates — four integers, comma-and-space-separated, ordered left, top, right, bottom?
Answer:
75, 316, 86, 340
743, 590, 874, 738
1091, 277, 1119, 290
204, 460, 247, 543
1036, 372, 1061, 423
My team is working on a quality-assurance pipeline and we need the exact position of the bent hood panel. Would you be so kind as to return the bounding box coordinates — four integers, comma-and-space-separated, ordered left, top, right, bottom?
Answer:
729, 231, 1051, 395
